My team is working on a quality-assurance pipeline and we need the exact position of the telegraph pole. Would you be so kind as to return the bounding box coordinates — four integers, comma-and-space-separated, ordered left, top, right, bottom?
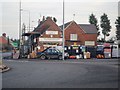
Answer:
62, 0, 65, 60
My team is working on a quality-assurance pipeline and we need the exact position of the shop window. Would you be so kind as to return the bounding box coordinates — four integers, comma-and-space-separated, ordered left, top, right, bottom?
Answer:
70, 34, 77, 41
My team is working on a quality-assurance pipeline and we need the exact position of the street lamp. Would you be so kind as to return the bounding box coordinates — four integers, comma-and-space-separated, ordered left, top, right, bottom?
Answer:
21, 9, 31, 32
62, 0, 65, 60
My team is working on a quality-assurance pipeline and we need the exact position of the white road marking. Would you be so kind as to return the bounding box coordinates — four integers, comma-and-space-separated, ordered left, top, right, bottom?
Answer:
4, 60, 29, 63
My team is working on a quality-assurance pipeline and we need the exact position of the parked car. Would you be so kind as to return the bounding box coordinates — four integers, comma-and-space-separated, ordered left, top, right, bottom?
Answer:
37, 47, 69, 60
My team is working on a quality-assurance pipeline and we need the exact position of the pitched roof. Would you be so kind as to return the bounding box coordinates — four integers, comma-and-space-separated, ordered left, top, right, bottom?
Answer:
33, 19, 49, 33
33, 17, 58, 34
59, 21, 71, 30
79, 24, 97, 34
59, 21, 97, 34
27, 18, 51, 38
0, 36, 8, 44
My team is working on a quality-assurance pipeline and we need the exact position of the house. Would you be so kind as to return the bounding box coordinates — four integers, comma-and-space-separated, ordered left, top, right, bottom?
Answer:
30, 18, 97, 52
32, 17, 62, 52
0, 33, 13, 51
60, 21, 97, 46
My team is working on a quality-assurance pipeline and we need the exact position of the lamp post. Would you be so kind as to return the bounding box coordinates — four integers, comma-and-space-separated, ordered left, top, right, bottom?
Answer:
19, 0, 21, 58
62, 0, 65, 60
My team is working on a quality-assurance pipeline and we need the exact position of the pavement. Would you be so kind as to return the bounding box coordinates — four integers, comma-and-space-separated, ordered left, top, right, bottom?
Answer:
2, 58, 119, 88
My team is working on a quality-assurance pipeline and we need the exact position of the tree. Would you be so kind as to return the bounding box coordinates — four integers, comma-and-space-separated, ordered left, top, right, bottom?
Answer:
100, 13, 111, 42
89, 13, 100, 36
115, 17, 120, 40
106, 37, 116, 43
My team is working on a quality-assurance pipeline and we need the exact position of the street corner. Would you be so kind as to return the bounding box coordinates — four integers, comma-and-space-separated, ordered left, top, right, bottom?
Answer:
0, 65, 10, 73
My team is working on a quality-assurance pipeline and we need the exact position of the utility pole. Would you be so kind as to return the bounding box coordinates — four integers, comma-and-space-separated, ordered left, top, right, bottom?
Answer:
19, 0, 21, 58
62, 0, 65, 60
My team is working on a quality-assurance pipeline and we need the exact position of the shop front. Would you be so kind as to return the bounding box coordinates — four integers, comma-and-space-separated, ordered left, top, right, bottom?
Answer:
37, 38, 62, 52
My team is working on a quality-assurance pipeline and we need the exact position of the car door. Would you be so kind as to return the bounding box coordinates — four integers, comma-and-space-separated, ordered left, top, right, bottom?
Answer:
45, 48, 52, 58
51, 48, 59, 58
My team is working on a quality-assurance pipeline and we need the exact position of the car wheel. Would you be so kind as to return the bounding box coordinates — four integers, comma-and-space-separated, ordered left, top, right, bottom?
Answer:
58, 55, 62, 60
40, 55, 46, 60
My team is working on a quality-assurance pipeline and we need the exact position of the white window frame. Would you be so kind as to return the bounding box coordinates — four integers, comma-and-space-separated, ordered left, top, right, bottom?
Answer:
70, 34, 77, 41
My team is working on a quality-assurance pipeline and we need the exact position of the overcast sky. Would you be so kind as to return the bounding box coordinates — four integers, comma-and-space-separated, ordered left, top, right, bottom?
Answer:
0, 0, 119, 40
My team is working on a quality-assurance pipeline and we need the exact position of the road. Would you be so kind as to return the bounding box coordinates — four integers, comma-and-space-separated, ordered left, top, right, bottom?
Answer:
2, 59, 119, 88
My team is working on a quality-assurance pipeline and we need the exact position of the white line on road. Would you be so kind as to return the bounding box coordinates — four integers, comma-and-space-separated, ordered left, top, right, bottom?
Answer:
3, 60, 29, 63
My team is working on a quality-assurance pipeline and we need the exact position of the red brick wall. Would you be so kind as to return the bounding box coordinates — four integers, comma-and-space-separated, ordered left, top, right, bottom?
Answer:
64, 21, 97, 46
40, 18, 62, 38
37, 19, 97, 48
83, 34, 97, 45
37, 17, 62, 51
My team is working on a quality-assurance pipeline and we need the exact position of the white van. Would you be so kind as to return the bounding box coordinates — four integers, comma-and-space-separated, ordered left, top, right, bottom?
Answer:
113, 40, 120, 58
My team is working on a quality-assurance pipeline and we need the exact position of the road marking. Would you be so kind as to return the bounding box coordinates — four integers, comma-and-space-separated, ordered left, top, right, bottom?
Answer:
3, 60, 29, 63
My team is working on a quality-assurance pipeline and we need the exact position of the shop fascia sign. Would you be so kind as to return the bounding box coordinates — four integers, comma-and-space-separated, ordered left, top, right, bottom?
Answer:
39, 38, 62, 42
85, 41, 95, 46
46, 31, 58, 35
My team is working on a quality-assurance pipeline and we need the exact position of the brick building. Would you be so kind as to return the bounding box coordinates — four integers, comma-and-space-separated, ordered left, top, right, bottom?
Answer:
33, 17, 62, 52
0, 33, 13, 51
60, 21, 97, 46
31, 17, 97, 52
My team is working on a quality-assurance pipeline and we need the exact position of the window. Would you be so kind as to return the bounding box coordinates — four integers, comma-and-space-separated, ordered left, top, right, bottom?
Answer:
46, 49, 52, 53
52, 49, 57, 53
70, 34, 77, 41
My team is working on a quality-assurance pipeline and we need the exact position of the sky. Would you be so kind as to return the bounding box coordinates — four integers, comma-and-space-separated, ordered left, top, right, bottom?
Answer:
0, 0, 120, 40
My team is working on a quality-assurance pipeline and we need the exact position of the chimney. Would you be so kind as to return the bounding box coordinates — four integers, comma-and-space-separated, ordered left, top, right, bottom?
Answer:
38, 19, 41, 25
2, 33, 6, 37
42, 16, 45, 21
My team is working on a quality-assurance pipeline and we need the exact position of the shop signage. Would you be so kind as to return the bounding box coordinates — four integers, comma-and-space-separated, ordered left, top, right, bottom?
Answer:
46, 31, 58, 35
85, 41, 95, 46
39, 38, 62, 42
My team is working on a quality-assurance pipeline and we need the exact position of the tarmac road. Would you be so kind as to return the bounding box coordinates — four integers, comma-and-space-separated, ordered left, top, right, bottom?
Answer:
2, 59, 119, 88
